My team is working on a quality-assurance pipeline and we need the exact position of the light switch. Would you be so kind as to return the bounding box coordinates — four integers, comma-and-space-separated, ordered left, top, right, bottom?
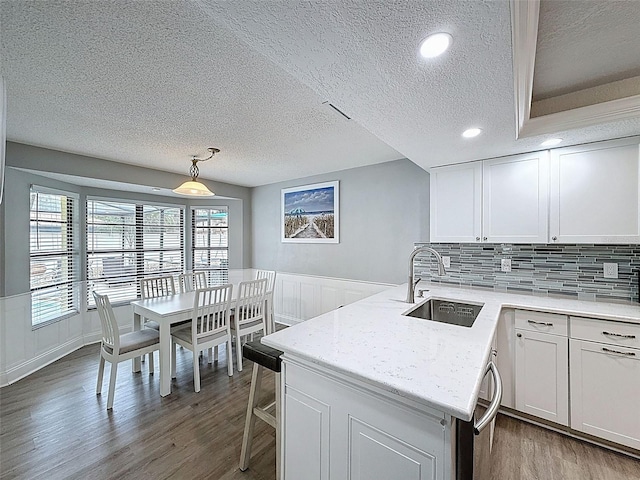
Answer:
501, 258, 511, 273
442, 256, 451, 268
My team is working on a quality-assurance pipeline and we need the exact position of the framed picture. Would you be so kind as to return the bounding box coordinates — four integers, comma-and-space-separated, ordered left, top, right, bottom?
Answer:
281, 181, 339, 243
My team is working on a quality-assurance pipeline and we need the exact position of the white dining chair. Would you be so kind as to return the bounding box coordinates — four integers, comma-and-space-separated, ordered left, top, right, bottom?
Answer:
255, 269, 276, 294
170, 284, 234, 392
93, 291, 160, 410
255, 270, 276, 336
230, 278, 268, 372
139, 275, 177, 369
178, 271, 207, 293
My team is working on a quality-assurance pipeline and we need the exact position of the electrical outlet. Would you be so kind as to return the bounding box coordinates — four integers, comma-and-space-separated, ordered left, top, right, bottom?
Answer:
501, 258, 512, 273
442, 256, 451, 268
603, 263, 618, 279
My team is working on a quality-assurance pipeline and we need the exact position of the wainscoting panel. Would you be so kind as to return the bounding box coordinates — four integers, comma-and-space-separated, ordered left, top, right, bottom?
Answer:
273, 272, 395, 325
1, 270, 394, 386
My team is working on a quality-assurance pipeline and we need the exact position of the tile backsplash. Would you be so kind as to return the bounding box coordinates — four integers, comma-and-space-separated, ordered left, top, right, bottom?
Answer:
414, 243, 640, 303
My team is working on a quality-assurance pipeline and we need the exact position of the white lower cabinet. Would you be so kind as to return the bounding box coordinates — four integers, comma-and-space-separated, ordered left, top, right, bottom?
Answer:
514, 328, 569, 426
570, 338, 640, 450
283, 360, 448, 480
513, 310, 569, 426
509, 310, 640, 452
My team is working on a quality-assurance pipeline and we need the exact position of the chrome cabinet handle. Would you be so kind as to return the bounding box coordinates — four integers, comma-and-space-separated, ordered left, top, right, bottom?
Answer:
528, 320, 553, 327
476, 237, 480, 241
603, 331, 636, 339
552, 236, 557, 241
602, 347, 636, 356
474, 362, 502, 435
483, 237, 487, 241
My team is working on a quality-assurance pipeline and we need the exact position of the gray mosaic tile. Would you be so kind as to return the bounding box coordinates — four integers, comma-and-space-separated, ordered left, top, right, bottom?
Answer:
414, 243, 640, 303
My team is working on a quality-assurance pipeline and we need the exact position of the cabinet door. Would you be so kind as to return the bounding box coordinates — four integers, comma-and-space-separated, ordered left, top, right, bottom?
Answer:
482, 151, 549, 243
430, 162, 482, 242
284, 386, 330, 480
550, 137, 640, 243
570, 339, 640, 450
515, 329, 569, 425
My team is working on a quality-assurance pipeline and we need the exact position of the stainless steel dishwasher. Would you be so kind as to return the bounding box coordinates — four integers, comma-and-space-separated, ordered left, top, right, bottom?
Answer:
455, 359, 503, 480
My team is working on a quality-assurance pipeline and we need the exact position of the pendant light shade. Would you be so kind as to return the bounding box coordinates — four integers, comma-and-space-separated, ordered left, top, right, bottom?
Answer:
173, 148, 219, 197
172, 179, 214, 196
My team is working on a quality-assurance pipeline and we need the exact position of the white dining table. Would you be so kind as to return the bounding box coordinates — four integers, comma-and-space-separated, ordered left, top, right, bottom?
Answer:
131, 289, 273, 397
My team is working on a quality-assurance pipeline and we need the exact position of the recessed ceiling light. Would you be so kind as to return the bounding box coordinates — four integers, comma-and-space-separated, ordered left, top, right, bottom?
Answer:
419, 33, 453, 58
540, 138, 563, 147
462, 128, 482, 138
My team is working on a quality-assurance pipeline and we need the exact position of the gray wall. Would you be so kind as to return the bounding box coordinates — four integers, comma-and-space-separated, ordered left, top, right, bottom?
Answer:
1, 142, 252, 296
251, 159, 430, 284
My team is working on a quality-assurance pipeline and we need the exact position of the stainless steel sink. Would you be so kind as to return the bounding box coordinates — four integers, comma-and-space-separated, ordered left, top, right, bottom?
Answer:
402, 298, 484, 327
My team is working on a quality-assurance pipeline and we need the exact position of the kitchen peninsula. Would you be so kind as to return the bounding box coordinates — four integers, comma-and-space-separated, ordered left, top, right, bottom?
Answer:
262, 282, 640, 480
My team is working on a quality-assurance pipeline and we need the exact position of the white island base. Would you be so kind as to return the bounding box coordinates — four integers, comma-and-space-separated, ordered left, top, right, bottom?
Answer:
281, 355, 487, 480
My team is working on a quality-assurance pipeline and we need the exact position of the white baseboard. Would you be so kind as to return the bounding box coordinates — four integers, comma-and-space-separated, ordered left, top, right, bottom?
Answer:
1, 336, 85, 387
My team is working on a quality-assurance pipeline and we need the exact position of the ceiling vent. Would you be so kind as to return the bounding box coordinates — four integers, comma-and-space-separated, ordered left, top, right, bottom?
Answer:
323, 101, 351, 120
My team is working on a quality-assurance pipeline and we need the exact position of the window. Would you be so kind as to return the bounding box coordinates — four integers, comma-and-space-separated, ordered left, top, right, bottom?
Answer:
87, 199, 184, 305
30, 187, 79, 326
191, 207, 228, 285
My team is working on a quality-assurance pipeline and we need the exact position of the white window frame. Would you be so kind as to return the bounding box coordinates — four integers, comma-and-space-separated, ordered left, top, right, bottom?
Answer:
86, 196, 185, 306
29, 185, 80, 328
191, 206, 229, 285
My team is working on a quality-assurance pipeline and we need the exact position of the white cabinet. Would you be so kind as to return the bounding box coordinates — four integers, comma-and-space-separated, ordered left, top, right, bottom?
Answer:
283, 360, 448, 480
482, 152, 549, 243
569, 316, 640, 450
430, 151, 549, 243
514, 311, 569, 425
550, 137, 640, 244
430, 162, 482, 243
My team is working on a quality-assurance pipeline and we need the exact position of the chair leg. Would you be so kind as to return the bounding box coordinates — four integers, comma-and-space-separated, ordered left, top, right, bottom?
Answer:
193, 350, 201, 393
96, 355, 105, 395
226, 340, 233, 377
107, 362, 118, 410
171, 341, 177, 379
240, 363, 262, 471
213, 346, 218, 363
236, 331, 244, 372
148, 351, 154, 375
208, 347, 213, 364
275, 372, 282, 480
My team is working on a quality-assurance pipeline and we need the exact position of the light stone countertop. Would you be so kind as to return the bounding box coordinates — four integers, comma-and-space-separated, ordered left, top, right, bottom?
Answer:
261, 282, 640, 422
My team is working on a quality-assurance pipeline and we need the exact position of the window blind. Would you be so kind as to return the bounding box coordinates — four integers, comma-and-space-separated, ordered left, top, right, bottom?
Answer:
87, 199, 184, 305
30, 187, 79, 326
191, 207, 229, 285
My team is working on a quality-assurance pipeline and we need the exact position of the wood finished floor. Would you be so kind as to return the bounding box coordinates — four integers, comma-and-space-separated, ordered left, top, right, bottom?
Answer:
1, 343, 638, 480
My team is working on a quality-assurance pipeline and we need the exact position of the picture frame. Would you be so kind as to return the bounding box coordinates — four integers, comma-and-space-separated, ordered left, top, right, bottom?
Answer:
281, 180, 339, 243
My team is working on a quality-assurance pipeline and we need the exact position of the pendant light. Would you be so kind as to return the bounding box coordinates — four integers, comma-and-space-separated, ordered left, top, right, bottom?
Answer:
172, 147, 219, 196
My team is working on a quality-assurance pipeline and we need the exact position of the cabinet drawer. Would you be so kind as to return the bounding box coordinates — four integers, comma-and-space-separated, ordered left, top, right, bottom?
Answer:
515, 310, 568, 336
571, 317, 640, 349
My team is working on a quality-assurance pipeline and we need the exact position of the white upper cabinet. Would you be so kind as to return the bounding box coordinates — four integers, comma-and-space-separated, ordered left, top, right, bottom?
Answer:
430, 151, 549, 243
550, 137, 640, 244
483, 152, 549, 243
430, 162, 482, 243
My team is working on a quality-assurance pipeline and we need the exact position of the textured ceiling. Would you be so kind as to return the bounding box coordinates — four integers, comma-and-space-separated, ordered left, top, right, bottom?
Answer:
1, 1, 640, 190
0, 1, 401, 187
534, 0, 640, 100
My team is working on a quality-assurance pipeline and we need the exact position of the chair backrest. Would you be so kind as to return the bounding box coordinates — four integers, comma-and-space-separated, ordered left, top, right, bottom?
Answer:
92, 291, 120, 353
235, 278, 267, 327
179, 271, 207, 293
255, 269, 276, 293
192, 284, 233, 342
140, 275, 176, 299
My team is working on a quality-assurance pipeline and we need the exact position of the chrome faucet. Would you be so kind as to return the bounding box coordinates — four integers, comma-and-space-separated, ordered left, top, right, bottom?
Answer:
406, 246, 446, 303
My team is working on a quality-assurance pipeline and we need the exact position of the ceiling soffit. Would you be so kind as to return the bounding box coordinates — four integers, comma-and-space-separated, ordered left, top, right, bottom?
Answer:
511, 0, 640, 139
